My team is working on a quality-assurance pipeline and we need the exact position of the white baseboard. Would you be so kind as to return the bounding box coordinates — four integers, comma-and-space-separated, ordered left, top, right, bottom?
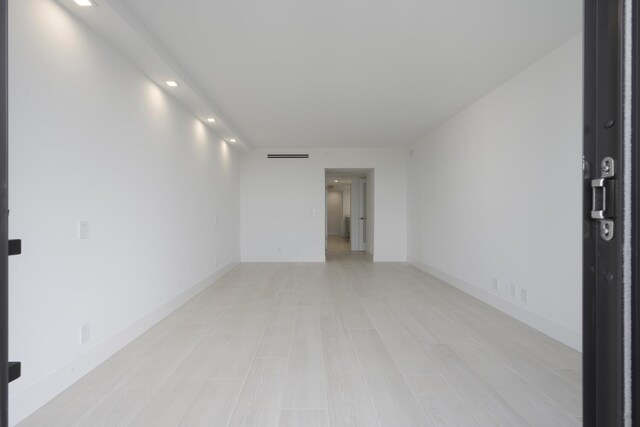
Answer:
408, 259, 581, 352
9, 261, 239, 426
373, 253, 406, 262
241, 255, 325, 262
241, 253, 405, 263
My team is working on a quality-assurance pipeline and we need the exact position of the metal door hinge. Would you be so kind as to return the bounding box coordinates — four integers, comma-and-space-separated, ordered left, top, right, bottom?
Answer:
8, 361, 20, 383
591, 157, 615, 241
8, 239, 21, 256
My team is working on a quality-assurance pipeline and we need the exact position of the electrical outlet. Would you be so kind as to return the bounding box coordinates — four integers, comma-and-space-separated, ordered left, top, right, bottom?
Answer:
80, 323, 90, 344
521, 288, 528, 303
510, 284, 516, 297
492, 278, 499, 291
78, 221, 89, 240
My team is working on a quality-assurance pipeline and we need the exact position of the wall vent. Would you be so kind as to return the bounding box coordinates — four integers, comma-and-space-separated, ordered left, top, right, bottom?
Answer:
267, 154, 309, 159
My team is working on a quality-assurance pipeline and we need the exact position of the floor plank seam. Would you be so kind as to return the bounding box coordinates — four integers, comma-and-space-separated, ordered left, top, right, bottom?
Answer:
124, 317, 220, 427
225, 297, 278, 427
372, 274, 520, 426
344, 327, 384, 427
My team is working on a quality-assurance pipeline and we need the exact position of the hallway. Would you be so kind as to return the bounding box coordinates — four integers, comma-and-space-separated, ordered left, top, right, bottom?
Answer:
21, 253, 581, 426
326, 236, 351, 253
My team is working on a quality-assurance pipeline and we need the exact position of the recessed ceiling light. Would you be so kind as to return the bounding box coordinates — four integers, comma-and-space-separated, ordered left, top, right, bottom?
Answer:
165, 81, 178, 87
334, 180, 338, 183
229, 139, 237, 143
207, 118, 216, 123
74, 0, 93, 5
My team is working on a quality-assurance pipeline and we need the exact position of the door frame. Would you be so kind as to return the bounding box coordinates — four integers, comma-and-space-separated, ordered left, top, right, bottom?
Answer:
0, 0, 8, 423
583, 0, 638, 425
324, 170, 370, 253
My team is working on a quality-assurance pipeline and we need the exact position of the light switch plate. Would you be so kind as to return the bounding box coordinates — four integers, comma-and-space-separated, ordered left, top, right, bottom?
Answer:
78, 221, 89, 239
80, 323, 90, 344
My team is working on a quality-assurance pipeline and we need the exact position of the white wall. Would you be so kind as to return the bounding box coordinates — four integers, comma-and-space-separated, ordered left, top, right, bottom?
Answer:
407, 35, 582, 350
326, 191, 343, 236
327, 184, 352, 237
241, 149, 407, 262
8, 1, 241, 423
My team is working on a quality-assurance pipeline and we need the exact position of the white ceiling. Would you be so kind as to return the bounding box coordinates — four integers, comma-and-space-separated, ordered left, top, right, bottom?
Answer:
124, 0, 581, 148
326, 168, 369, 180
326, 179, 352, 185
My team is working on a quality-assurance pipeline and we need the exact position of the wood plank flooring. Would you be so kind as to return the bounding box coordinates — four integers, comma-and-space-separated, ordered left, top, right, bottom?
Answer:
19, 252, 582, 426
326, 236, 351, 252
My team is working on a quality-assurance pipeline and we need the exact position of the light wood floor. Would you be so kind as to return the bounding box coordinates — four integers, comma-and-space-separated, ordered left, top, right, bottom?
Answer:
20, 252, 582, 426
326, 235, 351, 252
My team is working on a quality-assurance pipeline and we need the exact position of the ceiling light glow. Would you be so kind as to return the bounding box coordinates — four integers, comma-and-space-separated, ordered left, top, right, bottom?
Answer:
207, 118, 216, 123
165, 81, 178, 87
229, 139, 237, 143
74, 0, 93, 5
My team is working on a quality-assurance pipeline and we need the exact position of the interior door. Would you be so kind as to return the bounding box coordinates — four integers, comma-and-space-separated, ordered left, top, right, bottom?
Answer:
583, 0, 637, 425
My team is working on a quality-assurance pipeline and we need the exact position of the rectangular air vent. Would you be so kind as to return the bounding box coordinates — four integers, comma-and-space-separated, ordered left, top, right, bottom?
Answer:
267, 154, 309, 159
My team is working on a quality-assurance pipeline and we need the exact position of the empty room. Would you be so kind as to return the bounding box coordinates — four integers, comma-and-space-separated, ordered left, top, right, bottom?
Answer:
2, 0, 639, 426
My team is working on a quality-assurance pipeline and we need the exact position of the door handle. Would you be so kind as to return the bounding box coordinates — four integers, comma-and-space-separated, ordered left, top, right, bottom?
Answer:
360, 217, 366, 220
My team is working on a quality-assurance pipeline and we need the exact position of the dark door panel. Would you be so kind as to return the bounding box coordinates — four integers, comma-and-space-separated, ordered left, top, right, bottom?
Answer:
584, 0, 637, 425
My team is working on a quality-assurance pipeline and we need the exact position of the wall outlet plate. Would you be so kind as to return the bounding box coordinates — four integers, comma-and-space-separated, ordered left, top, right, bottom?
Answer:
80, 323, 90, 344
78, 221, 89, 240
492, 278, 499, 290
510, 284, 516, 297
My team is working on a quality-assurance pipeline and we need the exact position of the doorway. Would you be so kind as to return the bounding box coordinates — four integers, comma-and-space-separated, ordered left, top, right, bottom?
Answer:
325, 177, 351, 253
325, 168, 373, 256
326, 184, 349, 252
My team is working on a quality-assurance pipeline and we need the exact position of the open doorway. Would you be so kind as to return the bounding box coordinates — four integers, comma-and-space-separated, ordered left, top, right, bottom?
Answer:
325, 169, 373, 257
325, 179, 350, 252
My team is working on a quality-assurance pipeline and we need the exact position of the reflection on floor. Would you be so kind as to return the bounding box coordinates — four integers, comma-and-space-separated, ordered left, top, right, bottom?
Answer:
20, 252, 582, 426
327, 235, 351, 252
